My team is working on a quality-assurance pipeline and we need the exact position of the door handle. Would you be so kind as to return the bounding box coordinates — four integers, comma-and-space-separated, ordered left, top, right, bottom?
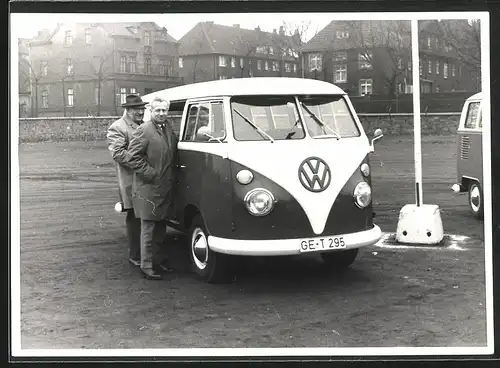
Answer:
178, 165, 186, 169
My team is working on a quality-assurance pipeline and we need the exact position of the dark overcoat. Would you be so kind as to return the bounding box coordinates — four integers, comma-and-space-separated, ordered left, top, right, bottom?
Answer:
106, 114, 140, 209
126, 119, 178, 221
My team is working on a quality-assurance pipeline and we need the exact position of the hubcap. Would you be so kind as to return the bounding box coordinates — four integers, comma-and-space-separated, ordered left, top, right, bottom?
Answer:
470, 185, 481, 213
191, 228, 208, 270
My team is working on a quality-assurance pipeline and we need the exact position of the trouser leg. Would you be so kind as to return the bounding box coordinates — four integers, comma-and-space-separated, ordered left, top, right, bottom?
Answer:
152, 220, 168, 266
125, 209, 141, 260
140, 219, 155, 271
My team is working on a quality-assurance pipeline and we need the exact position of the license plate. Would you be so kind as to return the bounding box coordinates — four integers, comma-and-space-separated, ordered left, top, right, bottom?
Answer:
299, 236, 346, 253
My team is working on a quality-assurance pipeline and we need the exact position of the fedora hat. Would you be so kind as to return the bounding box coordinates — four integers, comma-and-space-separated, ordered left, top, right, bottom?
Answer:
121, 94, 148, 108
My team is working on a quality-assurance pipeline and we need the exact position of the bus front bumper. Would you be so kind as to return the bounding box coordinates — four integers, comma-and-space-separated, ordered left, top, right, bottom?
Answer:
207, 225, 382, 256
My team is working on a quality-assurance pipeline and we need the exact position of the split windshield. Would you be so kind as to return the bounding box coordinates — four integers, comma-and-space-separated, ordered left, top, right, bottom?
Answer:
230, 95, 360, 141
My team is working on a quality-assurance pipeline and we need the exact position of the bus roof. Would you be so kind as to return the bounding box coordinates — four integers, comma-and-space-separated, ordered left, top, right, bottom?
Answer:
141, 77, 347, 103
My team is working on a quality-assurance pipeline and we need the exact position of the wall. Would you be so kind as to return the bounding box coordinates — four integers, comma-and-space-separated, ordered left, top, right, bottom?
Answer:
18, 113, 461, 143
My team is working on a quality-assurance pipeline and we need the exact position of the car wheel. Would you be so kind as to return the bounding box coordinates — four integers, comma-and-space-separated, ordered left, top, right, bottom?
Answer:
468, 182, 484, 219
188, 214, 233, 284
321, 248, 359, 271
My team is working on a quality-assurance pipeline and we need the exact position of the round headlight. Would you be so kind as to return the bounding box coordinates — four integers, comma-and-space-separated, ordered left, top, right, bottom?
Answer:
353, 182, 372, 208
244, 188, 275, 216
236, 170, 254, 185
114, 202, 124, 213
360, 163, 370, 177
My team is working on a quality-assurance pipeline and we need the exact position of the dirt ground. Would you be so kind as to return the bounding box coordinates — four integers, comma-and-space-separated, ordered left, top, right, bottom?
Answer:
17, 135, 488, 350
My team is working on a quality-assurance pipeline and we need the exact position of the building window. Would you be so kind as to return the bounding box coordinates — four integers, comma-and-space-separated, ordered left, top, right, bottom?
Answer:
240, 58, 244, 69
405, 85, 413, 94
333, 65, 347, 83
269, 47, 274, 55
336, 30, 349, 38
309, 53, 322, 72
144, 31, 151, 46
66, 58, 73, 75
334, 51, 347, 61
435, 85, 440, 92
145, 58, 152, 74
178, 57, 183, 68
452, 64, 456, 77
120, 56, 127, 73
427, 37, 432, 48
256, 46, 266, 54
231, 57, 236, 68
359, 52, 372, 69
408, 60, 412, 71
293, 64, 297, 73
67, 88, 74, 106
41, 90, 48, 108
272, 61, 279, 71
85, 28, 92, 44
257, 60, 262, 70
435, 60, 440, 74
167, 62, 173, 76
428, 60, 432, 74
359, 79, 372, 96
285, 63, 291, 72
129, 56, 136, 73
120, 88, 127, 104
41, 60, 48, 76
443, 61, 448, 79
160, 61, 166, 76
219, 75, 228, 80
419, 61, 423, 76
130, 87, 137, 94
218, 56, 227, 67
64, 31, 73, 46
264, 61, 269, 71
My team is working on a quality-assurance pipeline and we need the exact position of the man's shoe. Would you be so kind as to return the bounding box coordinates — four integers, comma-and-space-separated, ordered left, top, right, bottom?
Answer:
128, 258, 140, 267
141, 268, 163, 280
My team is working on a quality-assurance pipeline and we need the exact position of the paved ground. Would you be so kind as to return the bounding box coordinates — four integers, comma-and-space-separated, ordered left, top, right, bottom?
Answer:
17, 135, 487, 350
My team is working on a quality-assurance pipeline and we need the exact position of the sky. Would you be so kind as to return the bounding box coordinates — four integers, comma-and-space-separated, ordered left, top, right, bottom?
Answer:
11, 12, 483, 42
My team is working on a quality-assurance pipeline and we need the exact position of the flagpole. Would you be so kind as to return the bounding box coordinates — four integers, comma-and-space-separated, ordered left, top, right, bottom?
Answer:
411, 19, 423, 206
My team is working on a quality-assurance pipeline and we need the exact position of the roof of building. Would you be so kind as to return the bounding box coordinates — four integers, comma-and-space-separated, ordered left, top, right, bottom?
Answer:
179, 22, 298, 59
141, 77, 347, 102
301, 20, 438, 52
28, 22, 177, 45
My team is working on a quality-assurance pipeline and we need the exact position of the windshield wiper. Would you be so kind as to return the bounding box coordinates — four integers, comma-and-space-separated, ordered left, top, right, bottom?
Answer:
300, 102, 341, 140
233, 108, 275, 143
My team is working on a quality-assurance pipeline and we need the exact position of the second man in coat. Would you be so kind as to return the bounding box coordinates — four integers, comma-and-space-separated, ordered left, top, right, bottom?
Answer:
126, 97, 178, 280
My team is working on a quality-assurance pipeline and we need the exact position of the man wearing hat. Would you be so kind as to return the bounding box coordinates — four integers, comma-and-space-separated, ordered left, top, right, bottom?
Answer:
126, 96, 178, 280
107, 94, 148, 267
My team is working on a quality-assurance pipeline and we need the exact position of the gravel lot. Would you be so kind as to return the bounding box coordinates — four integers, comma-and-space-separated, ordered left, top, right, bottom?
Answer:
17, 135, 488, 350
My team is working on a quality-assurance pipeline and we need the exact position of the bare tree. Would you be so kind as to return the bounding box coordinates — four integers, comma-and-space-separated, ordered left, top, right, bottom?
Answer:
19, 58, 45, 117
342, 20, 411, 98
85, 50, 115, 116
437, 19, 481, 79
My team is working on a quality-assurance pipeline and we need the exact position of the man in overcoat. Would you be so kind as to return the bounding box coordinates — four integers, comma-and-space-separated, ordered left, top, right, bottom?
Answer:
106, 94, 147, 266
126, 97, 178, 280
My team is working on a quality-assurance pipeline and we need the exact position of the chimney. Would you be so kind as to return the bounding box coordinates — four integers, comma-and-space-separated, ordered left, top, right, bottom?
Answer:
255, 26, 261, 31
279, 26, 284, 35
273, 29, 277, 34
206, 21, 214, 25
233, 24, 240, 28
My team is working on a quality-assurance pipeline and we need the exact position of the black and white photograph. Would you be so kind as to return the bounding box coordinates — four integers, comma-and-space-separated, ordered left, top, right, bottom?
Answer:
9, 8, 493, 359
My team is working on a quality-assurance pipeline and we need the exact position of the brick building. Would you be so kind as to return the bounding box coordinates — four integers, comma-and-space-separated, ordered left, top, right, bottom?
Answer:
27, 22, 183, 117
301, 20, 478, 97
178, 22, 301, 84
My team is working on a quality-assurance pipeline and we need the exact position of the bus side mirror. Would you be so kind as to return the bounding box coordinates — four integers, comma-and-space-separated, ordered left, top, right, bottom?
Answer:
370, 128, 383, 152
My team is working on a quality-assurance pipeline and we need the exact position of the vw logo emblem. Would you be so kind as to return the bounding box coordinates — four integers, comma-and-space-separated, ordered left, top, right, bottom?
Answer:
298, 157, 331, 192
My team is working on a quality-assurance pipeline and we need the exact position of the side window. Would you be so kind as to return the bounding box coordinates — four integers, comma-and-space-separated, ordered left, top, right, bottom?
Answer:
464, 102, 480, 129
183, 101, 226, 142
478, 105, 483, 129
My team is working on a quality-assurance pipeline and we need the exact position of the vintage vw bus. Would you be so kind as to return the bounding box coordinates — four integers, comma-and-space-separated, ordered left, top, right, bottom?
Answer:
451, 92, 484, 219
137, 77, 383, 283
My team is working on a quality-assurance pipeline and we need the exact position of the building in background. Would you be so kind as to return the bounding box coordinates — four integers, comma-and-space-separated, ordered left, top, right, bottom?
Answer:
26, 22, 183, 117
301, 20, 479, 98
178, 22, 302, 84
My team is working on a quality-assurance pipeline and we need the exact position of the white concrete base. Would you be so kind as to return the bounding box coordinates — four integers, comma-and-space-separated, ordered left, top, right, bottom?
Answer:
395, 204, 444, 245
